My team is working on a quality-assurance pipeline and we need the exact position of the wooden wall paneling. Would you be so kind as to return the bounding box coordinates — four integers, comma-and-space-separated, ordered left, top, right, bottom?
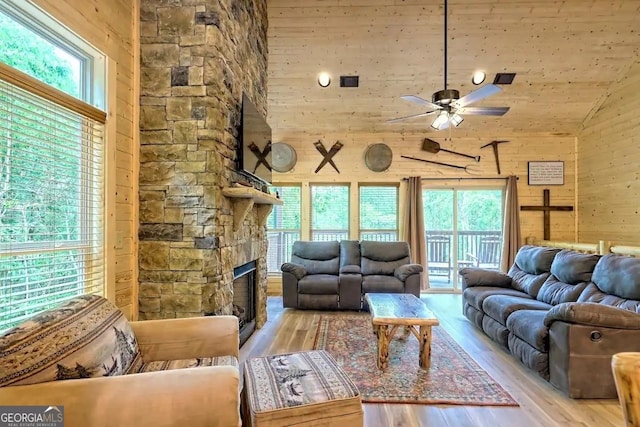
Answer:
578, 59, 640, 245
272, 132, 577, 249
33, 0, 137, 317
268, 0, 640, 136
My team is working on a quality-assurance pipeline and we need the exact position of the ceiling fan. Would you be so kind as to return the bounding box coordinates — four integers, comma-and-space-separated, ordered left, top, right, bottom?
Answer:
388, 0, 510, 130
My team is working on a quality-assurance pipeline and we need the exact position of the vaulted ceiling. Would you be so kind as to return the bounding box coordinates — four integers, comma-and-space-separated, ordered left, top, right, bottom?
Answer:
267, 0, 640, 137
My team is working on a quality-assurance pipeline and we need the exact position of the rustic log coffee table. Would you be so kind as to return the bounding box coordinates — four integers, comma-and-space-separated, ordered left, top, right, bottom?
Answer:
364, 293, 440, 371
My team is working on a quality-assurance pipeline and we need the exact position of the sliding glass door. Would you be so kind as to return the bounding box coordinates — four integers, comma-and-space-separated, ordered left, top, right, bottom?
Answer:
423, 188, 504, 291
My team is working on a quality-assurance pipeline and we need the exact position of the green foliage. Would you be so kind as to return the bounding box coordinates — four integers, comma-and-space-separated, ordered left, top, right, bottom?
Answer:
423, 189, 502, 231
457, 190, 502, 231
360, 186, 397, 229
423, 190, 454, 230
311, 185, 349, 230
0, 12, 79, 97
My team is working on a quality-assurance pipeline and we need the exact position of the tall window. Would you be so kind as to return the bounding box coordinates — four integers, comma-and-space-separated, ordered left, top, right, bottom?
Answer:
359, 185, 398, 241
0, 1, 106, 331
311, 185, 349, 241
266, 185, 301, 273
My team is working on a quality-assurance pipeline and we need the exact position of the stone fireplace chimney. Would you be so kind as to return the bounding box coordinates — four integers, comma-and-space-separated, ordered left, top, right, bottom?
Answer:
138, 0, 269, 329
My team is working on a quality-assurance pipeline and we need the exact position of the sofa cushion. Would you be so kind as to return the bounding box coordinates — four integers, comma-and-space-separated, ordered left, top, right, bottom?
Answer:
592, 254, 640, 300
360, 241, 410, 275
550, 250, 600, 284
506, 310, 549, 352
463, 286, 533, 311
482, 316, 510, 347
0, 295, 143, 387
537, 276, 590, 306
577, 284, 640, 313
137, 355, 238, 373
483, 294, 552, 325
362, 275, 404, 293
459, 268, 513, 289
291, 241, 340, 275
361, 258, 409, 276
298, 275, 339, 294
508, 268, 550, 298
508, 334, 549, 380
514, 245, 560, 275
339, 240, 361, 268
360, 240, 410, 262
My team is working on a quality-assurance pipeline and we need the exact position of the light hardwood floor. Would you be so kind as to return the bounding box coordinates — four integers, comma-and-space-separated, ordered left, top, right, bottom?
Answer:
239, 294, 624, 427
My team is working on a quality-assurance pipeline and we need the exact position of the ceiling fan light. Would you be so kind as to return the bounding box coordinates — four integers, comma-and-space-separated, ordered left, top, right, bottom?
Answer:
431, 111, 449, 130
450, 113, 464, 127
472, 71, 486, 85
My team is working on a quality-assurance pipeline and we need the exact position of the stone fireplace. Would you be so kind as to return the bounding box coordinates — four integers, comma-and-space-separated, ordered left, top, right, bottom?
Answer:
137, 0, 270, 333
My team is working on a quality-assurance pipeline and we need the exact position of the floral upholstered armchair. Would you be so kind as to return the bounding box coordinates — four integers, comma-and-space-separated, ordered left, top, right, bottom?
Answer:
0, 295, 241, 427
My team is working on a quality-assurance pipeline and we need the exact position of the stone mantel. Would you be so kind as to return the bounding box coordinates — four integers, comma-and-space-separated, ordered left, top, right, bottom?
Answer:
223, 186, 282, 230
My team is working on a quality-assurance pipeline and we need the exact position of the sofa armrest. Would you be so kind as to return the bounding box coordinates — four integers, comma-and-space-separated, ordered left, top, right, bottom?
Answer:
340, 265, 361, 274
0, 366, 241, 427
394, 263, 423, 281
281, 262, 306, 280
130, 316, 239, 362
458, 268, 513, 290
544, 302, 640, 329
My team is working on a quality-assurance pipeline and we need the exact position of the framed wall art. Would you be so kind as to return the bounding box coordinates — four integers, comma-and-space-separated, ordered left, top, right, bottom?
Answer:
528, 161, 564, 185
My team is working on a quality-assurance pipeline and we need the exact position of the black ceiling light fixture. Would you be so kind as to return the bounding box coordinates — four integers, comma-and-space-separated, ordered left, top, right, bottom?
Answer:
388, 0, 511, 130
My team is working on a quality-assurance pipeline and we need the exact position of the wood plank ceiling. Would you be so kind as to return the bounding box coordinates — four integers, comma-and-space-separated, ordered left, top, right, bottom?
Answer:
267, 0, 640, 137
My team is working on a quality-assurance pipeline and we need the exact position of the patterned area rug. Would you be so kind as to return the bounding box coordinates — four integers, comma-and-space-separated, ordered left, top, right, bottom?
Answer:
313, 314, 518, 406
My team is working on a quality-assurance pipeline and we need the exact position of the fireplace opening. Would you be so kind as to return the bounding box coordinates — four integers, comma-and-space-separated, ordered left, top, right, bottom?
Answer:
233, 260, 256, 347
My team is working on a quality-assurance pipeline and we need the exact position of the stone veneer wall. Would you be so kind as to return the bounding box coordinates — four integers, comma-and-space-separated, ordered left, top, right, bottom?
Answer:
138, 0, 269, 327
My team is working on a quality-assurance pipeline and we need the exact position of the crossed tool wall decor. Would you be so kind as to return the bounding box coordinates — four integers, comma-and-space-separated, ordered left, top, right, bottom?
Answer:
314, 140, 343, 173
248, 141, 271, 173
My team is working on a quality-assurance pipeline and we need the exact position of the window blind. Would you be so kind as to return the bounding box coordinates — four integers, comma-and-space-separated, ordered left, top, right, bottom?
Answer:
266, 186, 301, 273
359, 186, 398, 241
311, 185, 349, 241
0, 74, 105, 331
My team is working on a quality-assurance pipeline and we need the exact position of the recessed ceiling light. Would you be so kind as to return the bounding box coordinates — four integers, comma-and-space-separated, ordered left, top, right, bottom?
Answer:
317, 72, 331, 87
472, 70, 486, 85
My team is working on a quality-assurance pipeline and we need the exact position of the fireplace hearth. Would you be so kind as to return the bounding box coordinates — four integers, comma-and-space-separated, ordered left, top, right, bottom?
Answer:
233, 260, 257, 346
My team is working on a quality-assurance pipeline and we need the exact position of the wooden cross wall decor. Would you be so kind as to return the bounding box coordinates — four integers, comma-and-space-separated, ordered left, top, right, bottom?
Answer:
520, 189, 574, 240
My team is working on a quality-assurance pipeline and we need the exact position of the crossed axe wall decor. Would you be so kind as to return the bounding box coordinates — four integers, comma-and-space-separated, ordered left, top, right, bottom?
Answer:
314, 140, 343, 173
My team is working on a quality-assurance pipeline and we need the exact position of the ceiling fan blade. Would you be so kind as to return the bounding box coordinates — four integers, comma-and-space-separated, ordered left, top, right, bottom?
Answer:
456, 106, 510, 116
451, 84, 502, 109
401, 95, 442, 110
387, 111, 437, 123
